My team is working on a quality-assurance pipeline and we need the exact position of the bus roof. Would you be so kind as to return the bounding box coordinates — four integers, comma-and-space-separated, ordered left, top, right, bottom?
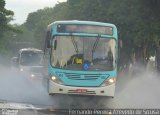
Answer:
19, 48, 43, 53
47, 20, 116, 29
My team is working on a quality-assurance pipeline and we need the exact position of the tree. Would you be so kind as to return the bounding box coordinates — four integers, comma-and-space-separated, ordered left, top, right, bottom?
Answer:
22, 0, 160, 69
24, 2, 68, 49
0, 0, 14, 38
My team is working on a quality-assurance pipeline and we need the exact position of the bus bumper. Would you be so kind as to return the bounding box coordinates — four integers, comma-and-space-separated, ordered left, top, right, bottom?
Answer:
48, 80, 115, 97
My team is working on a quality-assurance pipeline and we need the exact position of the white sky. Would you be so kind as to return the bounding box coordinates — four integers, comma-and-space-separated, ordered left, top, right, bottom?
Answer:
5, 0, 67, 24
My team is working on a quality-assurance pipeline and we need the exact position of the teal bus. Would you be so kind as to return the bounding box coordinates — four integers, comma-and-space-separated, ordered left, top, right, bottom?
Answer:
44, 20, 118, 97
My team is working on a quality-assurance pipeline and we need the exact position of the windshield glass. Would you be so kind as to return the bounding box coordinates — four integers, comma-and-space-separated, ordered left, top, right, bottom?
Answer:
20, 51, 43, 66
51, 36, 116, 71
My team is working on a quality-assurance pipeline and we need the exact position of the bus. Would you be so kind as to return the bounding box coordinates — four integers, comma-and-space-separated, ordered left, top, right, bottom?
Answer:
14, 48, 43, 78
44, 20, 118, 97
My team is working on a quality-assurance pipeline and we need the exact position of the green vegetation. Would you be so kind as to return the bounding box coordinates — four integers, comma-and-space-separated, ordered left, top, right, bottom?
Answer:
1, 0, 160, 67
0, 0, 14, 63
0, 0, 21, 61
0, 0, 13, 37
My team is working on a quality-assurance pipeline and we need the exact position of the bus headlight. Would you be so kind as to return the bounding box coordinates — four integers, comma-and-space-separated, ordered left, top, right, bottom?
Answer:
102, 77, 116, 86
31, 74, 35, 78
20, 68, 23, 72
51, 76, 63, 85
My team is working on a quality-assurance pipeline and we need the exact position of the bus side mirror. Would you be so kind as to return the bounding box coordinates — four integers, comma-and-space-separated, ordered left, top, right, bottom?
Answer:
118, 39, 122, 61
54, 40, 57, 50
45, 31, 51, 48
47, 40, 51, 48
118, 39, 123, 48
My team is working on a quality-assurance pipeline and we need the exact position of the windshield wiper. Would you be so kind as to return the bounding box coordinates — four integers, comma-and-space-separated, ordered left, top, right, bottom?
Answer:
92, 35, 100, 61
71, 35, 79, 54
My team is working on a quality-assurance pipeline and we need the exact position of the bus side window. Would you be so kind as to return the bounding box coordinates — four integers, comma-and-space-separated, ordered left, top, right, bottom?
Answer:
46, 31, 51, 48
54, 40, 57, 50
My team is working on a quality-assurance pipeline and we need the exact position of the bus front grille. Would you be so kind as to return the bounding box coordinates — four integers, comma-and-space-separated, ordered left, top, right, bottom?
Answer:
64, 73, 100, 80
68, 90, 96, 94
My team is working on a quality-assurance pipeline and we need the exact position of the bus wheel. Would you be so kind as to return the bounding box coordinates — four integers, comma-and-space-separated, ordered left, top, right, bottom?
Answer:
49, 93, 55, 96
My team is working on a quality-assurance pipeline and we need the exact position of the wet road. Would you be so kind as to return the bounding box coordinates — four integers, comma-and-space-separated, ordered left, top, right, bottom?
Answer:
0, 64, 160, 110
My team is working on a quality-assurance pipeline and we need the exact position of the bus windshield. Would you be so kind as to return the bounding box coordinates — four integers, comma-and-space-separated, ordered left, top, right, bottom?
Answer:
51, 36, 116, 71
20, 52, 43, 66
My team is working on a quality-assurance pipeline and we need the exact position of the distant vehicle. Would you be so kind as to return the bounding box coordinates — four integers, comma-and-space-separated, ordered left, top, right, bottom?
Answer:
44, 20, 120, 97
155, 46, 160, 72
12, 48, 43, 78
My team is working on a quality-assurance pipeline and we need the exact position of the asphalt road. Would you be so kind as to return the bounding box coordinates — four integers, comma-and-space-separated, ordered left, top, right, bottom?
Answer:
0, 63, 160, 112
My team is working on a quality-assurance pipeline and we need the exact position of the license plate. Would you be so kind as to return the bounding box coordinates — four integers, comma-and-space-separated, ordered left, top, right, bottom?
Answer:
76, 89, 88, 93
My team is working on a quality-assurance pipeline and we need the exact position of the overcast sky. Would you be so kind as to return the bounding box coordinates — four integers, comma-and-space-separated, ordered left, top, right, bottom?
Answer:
5, 0, 67, 24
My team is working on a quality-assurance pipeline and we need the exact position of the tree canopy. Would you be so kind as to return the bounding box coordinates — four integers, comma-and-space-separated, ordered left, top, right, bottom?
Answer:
1, 0, 160, 66
0, 0, 14, 37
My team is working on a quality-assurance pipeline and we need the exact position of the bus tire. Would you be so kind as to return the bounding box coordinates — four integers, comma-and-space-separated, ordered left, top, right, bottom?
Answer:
49, 93, 55, 96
